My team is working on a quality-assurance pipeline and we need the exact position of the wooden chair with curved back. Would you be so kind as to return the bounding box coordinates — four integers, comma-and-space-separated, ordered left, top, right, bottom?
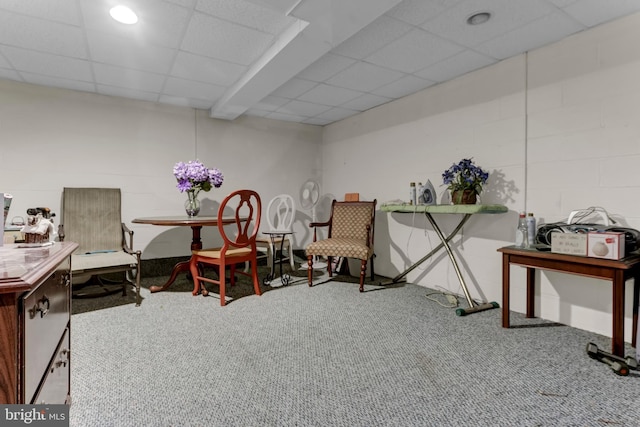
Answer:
306, 199, 377, 292
189, 189, 262, 306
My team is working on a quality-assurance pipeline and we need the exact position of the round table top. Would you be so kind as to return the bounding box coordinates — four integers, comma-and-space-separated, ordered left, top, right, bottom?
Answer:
131, 216, 237, 226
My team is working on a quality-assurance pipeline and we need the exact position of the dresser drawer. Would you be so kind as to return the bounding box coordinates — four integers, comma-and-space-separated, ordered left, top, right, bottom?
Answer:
32, 328, 70, 404
22, 259, 70, 403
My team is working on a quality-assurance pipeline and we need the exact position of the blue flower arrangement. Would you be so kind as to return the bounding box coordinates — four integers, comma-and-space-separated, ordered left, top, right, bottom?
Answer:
442, 158, 489, 195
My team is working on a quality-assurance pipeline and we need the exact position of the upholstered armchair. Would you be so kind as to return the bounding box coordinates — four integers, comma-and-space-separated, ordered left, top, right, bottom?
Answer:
59, 187, 141, 306
305, 200, 376, 292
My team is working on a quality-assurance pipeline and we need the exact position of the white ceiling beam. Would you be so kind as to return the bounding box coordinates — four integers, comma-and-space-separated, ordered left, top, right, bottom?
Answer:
210, 0, 403, 120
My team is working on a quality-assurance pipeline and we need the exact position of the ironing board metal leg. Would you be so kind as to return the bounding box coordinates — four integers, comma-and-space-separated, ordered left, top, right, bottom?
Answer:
389, 214, 472, 283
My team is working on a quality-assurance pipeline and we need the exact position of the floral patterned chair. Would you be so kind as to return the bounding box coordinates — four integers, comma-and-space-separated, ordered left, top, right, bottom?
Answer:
305, 199, 376, 292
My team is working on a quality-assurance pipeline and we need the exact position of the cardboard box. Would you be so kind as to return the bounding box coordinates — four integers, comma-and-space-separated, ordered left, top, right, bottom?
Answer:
551, 233, 587, 256
587, 231, 625, 260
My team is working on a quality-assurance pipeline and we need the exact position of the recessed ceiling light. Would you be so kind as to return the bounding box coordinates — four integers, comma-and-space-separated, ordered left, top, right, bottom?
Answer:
466, 12, 491, 26
110, 5, 138, 25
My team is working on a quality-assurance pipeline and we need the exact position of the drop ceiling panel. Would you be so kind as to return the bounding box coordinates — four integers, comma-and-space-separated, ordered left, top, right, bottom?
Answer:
81, 1, 192, 49
1, 46, 93, 82
561, 0, 640, 26
326, 62, 405, 93
277, 99, 332, 116
341, 93, 392, 111
0, 11, 87, 58
86, 31, 176, 74
270, 78, 317, 99
22, 73, 95, 93
331, 16, 414, 60
253, 95, 291, 110
297, 83, 363, 106
0, 68, 20, 80
313, 106, 360, 123
371, 74, 435, 99
93, 63, 166, 93
415, 50, 496, 82
0, 0, 639, 125
195, 0, 297, 35
422, 0, 557, 47
98, 84, 159, 103
0, 0, 82, 25
295, 53, 356, 83
386, 0, 464, 26
180, 12, 274, 65
163, 77, 226, 104
365, 28, 466, 74
170, 51, 247, 87
475, 11, 584, 60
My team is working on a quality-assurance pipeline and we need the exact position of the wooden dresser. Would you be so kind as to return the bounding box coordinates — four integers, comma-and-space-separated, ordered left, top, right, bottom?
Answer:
0, 241, 78, 404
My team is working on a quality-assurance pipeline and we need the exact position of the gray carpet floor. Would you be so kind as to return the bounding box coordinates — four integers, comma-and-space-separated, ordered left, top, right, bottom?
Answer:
70, 272, 640, 427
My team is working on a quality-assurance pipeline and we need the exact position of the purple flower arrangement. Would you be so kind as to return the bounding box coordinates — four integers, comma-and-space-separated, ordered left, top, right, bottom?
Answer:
173, 160, 224, 194
442, 158, 489, 195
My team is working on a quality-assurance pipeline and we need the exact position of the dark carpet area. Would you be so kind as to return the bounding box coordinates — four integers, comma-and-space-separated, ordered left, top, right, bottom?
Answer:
71, 261, 387, 315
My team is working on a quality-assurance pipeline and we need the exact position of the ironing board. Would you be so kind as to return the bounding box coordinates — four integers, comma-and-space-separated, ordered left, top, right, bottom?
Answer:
381, 203, 508, 315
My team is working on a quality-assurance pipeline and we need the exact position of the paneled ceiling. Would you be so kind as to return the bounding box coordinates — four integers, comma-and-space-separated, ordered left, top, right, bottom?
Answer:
1, 0, 639, 126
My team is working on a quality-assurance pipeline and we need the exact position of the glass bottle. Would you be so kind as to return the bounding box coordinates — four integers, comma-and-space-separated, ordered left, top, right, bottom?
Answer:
409, 182, 416, 205
515, 212, 528, 248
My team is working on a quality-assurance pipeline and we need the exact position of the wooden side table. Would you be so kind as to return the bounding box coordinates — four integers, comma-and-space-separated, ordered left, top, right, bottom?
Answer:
498, 246, 640, 357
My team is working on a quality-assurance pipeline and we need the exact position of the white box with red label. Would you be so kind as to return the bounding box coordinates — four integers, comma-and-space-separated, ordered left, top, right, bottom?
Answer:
587, 231, 625, 260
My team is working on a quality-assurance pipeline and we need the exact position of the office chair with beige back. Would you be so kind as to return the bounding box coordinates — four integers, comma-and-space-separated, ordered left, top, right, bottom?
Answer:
305, 199, 376, 292
190, 189, 262, 306
59, 187, 141, 306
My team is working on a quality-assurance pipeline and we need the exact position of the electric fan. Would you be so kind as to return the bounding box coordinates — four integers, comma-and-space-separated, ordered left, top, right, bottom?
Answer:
299, 179, 327, 269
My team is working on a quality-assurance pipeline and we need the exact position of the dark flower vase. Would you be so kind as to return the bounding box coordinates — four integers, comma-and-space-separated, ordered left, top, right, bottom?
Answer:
451, 190, 477, 205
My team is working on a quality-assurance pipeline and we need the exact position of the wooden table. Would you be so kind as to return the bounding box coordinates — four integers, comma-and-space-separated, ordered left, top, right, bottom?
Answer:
132, 216, 236, 292
381, 204, 507, 315
498, 246, 640, 357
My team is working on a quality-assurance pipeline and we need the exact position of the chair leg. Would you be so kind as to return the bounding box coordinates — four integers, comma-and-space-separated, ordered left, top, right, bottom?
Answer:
307, 255, 313, 287
267, 243, 275, 275
370, 255, 374, 281
327, 256, 333, 277
251, 259, 262, 297
287, 240, 296, 269
359, 260, 367, 292
134, 265, 141, 307
219, 267, 226, 307
189, 260, 202, 296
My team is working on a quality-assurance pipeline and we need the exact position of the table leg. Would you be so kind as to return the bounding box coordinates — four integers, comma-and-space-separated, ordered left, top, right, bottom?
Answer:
263, 234, 290, 286
149, 225, 204, 293
526, 267, 536, 318
611, 270, 625, 357
277, 236, 290, 286
633, 274, 639, 349
502, 254, 510, 328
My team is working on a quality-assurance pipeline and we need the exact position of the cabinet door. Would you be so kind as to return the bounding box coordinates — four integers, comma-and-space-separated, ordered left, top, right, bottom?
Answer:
22, 259, 70, 403
31, 328, 70, 404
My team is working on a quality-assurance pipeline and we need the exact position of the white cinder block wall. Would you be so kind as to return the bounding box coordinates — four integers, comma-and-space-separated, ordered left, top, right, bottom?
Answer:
2, 12, 640, 342
0, 81, 323, 258
323, 13, 640, 342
